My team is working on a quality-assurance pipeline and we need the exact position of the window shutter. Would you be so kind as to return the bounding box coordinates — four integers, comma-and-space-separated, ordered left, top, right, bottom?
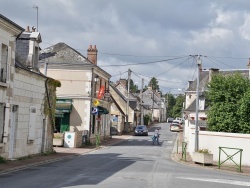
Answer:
28, 106, 37, 140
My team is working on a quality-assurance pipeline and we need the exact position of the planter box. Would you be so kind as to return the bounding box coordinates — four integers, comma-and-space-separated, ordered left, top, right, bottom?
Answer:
53, 138, 64, 146
193, 152, 213, 165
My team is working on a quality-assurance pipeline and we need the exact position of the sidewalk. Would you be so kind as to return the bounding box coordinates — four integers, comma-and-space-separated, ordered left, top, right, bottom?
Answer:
172, 131, 250, 176
0, 134, 132, 174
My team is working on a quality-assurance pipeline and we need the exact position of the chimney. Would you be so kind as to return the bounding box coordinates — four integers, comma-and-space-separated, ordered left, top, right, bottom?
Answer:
87, 45, 98, 65
32, 26, 36, 32
26, 26, 30, 32
119, 79, 127, 87
188, 80, 194, 88
209, 68, 219, 82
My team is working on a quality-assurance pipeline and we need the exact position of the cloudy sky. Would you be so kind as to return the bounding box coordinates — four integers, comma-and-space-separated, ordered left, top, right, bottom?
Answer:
1, 0, 250, 94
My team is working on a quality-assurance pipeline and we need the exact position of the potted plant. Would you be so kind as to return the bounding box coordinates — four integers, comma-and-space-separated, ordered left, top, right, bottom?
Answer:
53, 133, 64, 146
193, 149, 213, 165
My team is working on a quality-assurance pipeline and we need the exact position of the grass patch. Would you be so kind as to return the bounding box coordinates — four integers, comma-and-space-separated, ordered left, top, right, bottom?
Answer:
0, 156, 6, 163
18, 155, 32, 160
41, 149, 56, 156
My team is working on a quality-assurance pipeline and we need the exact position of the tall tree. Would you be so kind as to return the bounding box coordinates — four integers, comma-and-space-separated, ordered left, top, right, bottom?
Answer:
172, 94, 185, 118
206, 73, 250, 133
149, 77, 160, 91
126, 79, 138, 93
164, 93, 176, 117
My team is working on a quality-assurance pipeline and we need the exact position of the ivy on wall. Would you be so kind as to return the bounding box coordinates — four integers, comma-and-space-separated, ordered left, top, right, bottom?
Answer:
43, 78, 61, 132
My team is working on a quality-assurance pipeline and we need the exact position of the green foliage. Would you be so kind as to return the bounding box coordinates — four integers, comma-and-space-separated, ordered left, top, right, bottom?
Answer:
0, 156, 6, 163
144, 114, 152, 125
149, 77, 160, 91
206, 73, 250, 133
172, 95, 185, 118
41, 149, 56, 156
198, 149, 210, 154
128, 79, 139, 93
165, 93, 184, 118
18, 155, 32, 160
44, 78, 61, 133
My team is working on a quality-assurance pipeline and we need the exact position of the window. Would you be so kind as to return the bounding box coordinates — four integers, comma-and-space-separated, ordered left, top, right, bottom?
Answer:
0, 103, 4, 143
0, 44, 8, 83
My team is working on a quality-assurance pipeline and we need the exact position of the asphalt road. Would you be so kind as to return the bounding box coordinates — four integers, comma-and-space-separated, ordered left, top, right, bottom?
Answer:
1, 123, 250, 188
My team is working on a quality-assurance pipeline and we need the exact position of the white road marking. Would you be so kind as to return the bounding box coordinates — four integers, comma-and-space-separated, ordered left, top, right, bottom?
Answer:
177, 177, 250, 187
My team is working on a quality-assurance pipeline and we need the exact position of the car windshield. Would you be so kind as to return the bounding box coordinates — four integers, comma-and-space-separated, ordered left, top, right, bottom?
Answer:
137, 125, 146, 129
172, 121, 179, 124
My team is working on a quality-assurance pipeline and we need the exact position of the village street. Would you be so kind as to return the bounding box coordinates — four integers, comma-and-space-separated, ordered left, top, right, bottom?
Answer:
1, 123, 250, 188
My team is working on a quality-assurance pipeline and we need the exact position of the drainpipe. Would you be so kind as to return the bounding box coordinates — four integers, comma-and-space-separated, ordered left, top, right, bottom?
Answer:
89, 68, 94, 141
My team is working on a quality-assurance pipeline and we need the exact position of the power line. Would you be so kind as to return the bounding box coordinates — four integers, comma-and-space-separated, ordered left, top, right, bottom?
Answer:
205, 56, 236, 69
111, 71, 128, 78
153, 56, 192, 77
99, 56, 188, 67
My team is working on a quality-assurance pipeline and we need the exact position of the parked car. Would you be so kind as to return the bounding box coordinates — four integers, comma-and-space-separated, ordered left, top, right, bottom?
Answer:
170, 121, 182, 132
175, 117, 184, 124
134, 125, 148, 136
167, 117, 174, 123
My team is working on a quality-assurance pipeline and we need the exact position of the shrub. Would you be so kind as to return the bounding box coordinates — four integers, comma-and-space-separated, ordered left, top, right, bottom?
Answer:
0, 156, 6, 163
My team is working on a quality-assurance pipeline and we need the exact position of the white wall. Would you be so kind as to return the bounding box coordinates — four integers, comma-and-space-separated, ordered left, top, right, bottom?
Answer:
186, 126, 250, 166
11, 71, 46, 158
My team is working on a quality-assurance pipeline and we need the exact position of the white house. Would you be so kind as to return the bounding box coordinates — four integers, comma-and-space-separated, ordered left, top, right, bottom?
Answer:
39, 44, 112, 145
0, 14, 55, 159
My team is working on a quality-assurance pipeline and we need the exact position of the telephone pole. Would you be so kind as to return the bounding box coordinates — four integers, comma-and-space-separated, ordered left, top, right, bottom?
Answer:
140, 78, 144, 125
195, 55, 202, 151
125, 69, 131, 132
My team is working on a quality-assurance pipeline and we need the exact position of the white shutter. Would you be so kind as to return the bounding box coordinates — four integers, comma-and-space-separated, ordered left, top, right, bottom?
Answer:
28, 106, 37, 140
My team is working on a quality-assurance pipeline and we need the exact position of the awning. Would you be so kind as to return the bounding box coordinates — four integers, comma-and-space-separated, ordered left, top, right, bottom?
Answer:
97, 106, 109, 114
56, 102, 72, 113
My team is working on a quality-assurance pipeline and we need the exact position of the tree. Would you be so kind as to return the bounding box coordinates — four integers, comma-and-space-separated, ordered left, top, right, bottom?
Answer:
149, 77, 160, 92
164, 93, 176, 117
126, 79, 138, 93
206, 73, 250, 133
172, 94, 185, 118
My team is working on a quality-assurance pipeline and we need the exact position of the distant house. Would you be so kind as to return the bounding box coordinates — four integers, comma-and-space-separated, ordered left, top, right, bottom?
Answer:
39, 43, 111, 145
142, 87, 166, 123
185, 68, 250, 121
184, 68, 250, 140
0, 14, 55, 159
109, 81, 139, 133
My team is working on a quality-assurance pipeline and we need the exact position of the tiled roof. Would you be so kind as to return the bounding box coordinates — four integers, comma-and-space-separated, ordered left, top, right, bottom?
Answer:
39, 43, 92, 69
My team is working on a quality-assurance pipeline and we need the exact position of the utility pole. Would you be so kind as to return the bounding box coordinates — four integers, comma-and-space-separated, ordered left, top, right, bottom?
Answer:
195, 55, 202, 151
140, 78, 144, 125
126, 69, 131, 132
152, 84, 155, 123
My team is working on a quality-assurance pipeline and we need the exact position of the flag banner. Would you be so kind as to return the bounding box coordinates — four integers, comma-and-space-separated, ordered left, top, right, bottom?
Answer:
98, 86, 105, 99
